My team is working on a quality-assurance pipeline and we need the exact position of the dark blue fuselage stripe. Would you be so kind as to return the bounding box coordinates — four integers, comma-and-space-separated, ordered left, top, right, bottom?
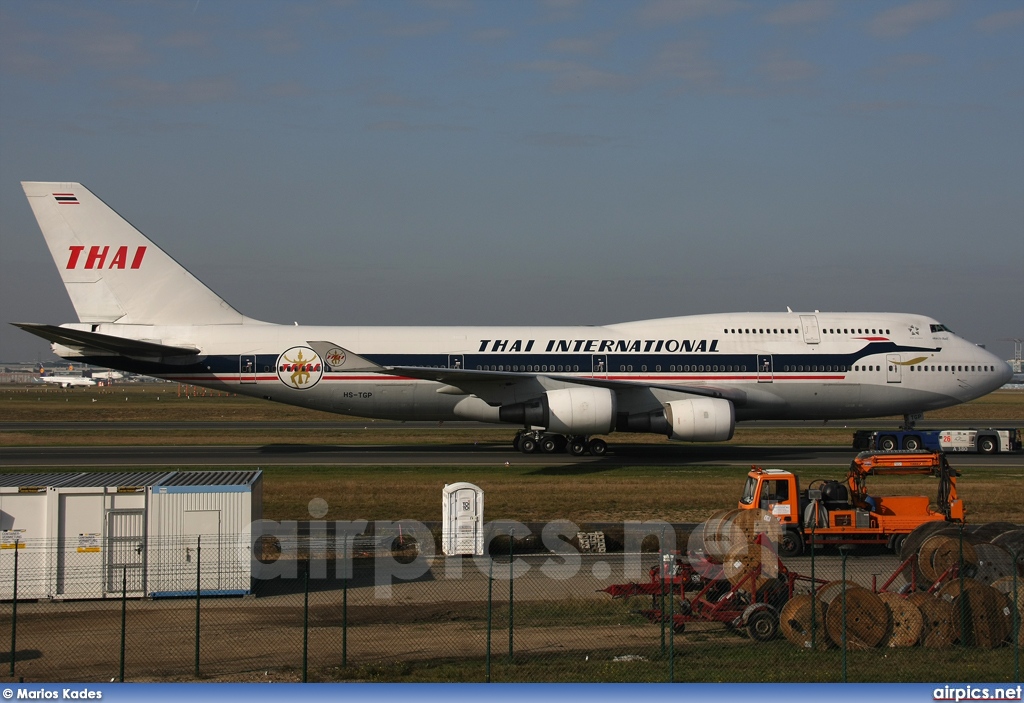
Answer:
69, 342, 935, 378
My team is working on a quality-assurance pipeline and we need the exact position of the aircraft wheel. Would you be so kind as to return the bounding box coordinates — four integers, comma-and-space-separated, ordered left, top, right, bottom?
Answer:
512, 434, 522, 452
588, 438, 608, 456
902, 436, 921, 450
568, 438, 588, 456
520, 437, 538, 454
540, 436, 560, 453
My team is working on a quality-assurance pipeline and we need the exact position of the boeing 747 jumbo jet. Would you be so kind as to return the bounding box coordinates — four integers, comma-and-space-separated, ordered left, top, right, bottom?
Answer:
14, 182, 1012, 455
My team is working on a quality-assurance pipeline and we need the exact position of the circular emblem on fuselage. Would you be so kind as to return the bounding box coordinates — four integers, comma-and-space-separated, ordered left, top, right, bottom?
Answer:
325, 347, 346, 368
276, 346, 324, 390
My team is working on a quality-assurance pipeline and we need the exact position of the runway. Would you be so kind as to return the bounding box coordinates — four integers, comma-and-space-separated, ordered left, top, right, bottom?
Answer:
2, 442, 1022, 468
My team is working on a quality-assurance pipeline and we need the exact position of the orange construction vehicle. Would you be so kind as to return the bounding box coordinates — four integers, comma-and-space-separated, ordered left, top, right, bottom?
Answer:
738, 451, 964, 557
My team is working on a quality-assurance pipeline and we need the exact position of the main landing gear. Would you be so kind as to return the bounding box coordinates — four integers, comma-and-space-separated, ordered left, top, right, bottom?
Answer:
512, 430, 608, 456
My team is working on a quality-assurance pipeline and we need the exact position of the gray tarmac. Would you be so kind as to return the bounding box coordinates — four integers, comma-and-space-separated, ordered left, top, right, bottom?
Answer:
2, 442, 1022, 468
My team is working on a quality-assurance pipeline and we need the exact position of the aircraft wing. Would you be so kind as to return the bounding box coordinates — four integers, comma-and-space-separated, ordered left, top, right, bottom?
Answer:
13, 323, 200, 358
307, 340, 746, 405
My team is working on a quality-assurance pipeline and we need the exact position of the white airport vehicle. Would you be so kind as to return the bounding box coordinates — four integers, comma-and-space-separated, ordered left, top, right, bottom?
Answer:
13, 182, 1013, 454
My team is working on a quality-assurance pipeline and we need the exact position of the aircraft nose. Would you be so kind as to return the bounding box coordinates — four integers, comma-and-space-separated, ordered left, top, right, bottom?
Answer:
994, 358, 1013, 386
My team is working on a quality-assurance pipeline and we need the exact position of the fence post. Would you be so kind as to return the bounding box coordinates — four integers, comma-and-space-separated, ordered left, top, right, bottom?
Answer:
486, 556, 493, 683
668, 569, 675, 684
9, 538, 17, 677
119, 566, 127, 682
194, 535, 201, 679
810, 520, 817, 650
958, 523, 968, 647
508, 530, 514, 663
302, 565, 309, 683
659, 530, 666, 656
1013, 549, 1020, 682
342, 551, 348, 669
840, 545, 852, 683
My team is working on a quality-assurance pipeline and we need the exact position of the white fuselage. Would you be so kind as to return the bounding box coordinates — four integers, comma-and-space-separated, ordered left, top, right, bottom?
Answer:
60, 311, 1011, 425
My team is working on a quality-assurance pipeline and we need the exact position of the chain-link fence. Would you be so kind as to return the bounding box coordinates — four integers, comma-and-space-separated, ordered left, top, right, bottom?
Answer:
2, 520, 1021, 683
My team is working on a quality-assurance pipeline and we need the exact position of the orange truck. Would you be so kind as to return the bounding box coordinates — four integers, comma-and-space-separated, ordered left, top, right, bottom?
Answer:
738, 451, 964, 557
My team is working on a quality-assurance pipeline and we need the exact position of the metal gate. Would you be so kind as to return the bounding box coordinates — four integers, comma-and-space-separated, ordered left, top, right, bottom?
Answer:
106, 510, 145, 593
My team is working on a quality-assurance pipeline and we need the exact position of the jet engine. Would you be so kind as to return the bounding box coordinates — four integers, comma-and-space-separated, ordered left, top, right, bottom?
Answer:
499, 387, 616, 435
663, 397, 735, 442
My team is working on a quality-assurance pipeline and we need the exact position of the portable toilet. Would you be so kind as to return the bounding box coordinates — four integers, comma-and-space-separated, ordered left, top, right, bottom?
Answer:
442, 482, 484, 556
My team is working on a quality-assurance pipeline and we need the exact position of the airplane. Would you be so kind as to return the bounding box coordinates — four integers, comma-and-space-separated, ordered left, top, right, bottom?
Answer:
91, 370, 124, 381
13, 181, 1013, 455
36, 374, 97, 389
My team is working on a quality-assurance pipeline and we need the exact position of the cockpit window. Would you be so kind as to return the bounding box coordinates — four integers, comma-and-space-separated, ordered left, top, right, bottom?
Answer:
930, 323, 953, 333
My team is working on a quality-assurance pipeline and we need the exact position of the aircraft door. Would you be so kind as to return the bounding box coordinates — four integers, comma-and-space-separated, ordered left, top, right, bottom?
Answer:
592, 355, 608, 378
239, 355, 257, 384
799, 315, 820, 344
448, 354, 464, 369
886, 354, 902, 384
757, 355, 773, 383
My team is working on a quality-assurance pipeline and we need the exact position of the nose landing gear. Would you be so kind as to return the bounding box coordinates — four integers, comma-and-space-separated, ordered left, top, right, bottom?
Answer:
513, 431, 607, 456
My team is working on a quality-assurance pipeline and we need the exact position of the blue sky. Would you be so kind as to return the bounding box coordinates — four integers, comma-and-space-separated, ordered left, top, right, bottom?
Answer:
1, 0, 1021, 363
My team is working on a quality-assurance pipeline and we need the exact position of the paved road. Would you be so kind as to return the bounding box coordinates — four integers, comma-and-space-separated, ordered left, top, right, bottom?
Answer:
2, 442, 1022, 468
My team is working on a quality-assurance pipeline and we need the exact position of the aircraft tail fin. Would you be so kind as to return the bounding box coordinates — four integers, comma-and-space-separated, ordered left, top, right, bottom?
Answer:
21, 182, 245, 326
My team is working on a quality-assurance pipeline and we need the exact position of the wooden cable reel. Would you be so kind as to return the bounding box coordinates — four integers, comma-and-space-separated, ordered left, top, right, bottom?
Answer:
917, 533, 978, 584
938, 580, 1012, 649
723, 542, 779, 590
780, 594, 831, 650
973, 544, 1015, 585
906, 592, 959, 648
701, 509, 745, 564
877, 592, 924, 647
823, 585, 889, 649
730, 508, 783, 547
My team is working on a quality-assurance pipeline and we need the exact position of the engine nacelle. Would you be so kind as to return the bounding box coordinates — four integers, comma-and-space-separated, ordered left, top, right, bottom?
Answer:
499, 387, 616, 435
663, 397, 735, 442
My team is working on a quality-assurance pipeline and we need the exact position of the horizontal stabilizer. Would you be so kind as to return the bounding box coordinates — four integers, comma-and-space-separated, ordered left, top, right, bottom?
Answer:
12, 323, 200, 358
305, 341, 385, 372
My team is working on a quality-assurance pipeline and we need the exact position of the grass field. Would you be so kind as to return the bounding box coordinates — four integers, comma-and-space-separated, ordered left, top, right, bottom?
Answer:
1, 384, 1022, 524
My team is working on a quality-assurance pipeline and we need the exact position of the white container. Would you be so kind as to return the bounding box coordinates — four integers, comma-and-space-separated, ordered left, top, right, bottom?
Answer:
147, 471, 262, 597
0, 470, 262, 600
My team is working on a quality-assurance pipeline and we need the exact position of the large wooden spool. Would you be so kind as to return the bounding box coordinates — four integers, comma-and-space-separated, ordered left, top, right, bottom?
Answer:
823, 585, 889, 649
877, 592, 924, 647
938, 580, 1012, 649
906, 592, 958, 648
780, 594, 831, 650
